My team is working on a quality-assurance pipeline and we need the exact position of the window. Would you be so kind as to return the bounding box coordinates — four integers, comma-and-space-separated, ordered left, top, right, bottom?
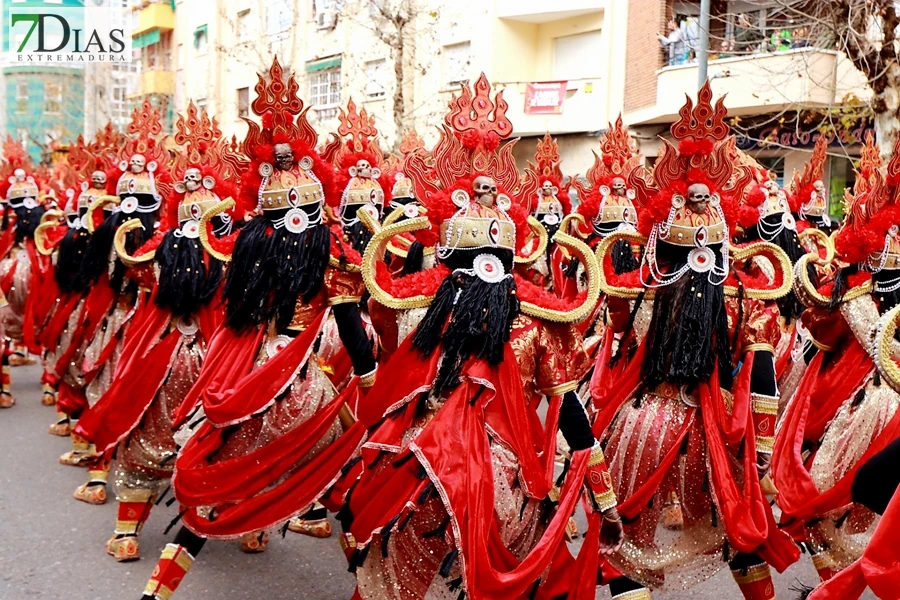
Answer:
553, 30, 602, 80
365, 59, 386, 100
267, 0, 293, 35
308, 64, 341, 108
193, 25, 208, 53
442, 42, 471, 87
313, 0, 336, 29
44, 82, 62, 115
112, 84, 128, 122
237, 9, 251, 41
237, 87, 250, 118
15, 82, 27, 114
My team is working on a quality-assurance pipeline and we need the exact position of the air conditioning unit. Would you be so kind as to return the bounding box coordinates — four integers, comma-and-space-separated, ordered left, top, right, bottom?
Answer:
317, 10, 336, 29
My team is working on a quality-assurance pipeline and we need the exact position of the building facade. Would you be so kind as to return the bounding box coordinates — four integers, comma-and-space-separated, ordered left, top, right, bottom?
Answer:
624, 0, 872, 221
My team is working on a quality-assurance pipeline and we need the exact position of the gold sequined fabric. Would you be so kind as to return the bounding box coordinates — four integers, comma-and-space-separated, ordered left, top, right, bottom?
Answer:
84, 304, 132, 407
115, 335, 204, 499
0, 245, 31, 340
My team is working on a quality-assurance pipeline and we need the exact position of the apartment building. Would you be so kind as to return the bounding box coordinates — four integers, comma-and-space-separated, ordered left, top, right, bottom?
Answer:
140, 0, 629, 175
624, 0, 871, 221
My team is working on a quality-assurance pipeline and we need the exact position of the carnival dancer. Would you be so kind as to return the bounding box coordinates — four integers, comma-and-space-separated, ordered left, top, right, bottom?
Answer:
64, 99, 171, 506
518, 132, 570, 290
139, 58, 377, 600
558, 115, 642, 300
35, 133, 116, 435
791, 135, 834, 232
0, 145, 50, 407
339, 74, 622, 600
589, 83, 799, 599
71, 103, 243, 562
797, 305, 900, 599
771, 136, 900, 584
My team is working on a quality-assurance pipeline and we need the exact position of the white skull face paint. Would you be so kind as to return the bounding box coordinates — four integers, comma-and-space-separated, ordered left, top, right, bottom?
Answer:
473, 175, 498, 207
130, 154, 146, 174
687, 183, 711, 215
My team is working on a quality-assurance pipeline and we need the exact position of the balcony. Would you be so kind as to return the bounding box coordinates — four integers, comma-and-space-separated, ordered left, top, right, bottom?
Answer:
495, 78, 607, 137
495, 0, 603, 23
132, 69, 174, 97
628, 48, 870, 125
132, 1, 175, 38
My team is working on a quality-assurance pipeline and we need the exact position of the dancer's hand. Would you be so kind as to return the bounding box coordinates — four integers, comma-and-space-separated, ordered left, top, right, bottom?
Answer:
756, 451, 771, 479
599, 507, 624, 555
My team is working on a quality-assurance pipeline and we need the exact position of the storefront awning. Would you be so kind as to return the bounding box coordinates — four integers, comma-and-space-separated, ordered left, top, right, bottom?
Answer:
134, 29, 161, 49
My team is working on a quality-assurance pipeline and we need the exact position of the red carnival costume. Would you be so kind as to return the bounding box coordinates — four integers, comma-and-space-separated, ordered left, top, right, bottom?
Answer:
590, 83, 799, 599
64, 99, 172, 505
771, 135, 900, 584
790, 135, 834, 232
140, 58, 377, 600
340, 74, 622, 600
72, 103, 243, 562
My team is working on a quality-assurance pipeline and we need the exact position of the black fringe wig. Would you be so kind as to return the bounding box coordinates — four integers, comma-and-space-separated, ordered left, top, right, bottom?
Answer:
8, 203, 47, 244
154, 230, 223, 318
54, 227, 93, 294
400, 240, 426, 276
344, 219, 373, 256
639, 242, 736, 391
745, 214, 807, 323
412, 248, 520, 396
80, 210, 157, 292
223, 210, 331, 333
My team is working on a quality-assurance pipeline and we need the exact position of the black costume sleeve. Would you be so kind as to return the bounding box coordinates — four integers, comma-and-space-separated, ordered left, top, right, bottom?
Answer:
558, 390, 595, 451
852, 435, 900, 515
332, 303, 376, 376
750, 350, 777, 396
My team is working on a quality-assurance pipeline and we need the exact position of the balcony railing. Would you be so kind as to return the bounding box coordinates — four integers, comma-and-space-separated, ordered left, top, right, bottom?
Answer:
629, 47, 871, 126
493, 78, 607, 137
131, 69, 174, 97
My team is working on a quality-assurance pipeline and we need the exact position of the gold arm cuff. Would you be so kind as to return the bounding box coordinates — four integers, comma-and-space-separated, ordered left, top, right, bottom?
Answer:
587, 443, 606, 467
744, 343, 776, 354
358, 368, 377, 388
808, 333, 834, 352
756, 435, 775, 453
327, 295, 363, 306
542, 381, 578, 396
593, 489, 618, 512
751, 393, 779, 415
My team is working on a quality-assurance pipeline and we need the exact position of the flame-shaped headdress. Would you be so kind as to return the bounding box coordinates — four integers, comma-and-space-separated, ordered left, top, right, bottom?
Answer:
526, 133, 570, 226
789, 134, 830, 225
112, 99, 170, 211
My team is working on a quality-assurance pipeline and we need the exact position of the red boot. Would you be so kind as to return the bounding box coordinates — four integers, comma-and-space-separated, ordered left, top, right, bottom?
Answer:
143, 543, 195, 599
731, 562, 776, 600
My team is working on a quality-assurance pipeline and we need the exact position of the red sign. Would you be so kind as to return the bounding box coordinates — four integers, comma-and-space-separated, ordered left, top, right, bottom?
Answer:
524, 81, 567, 115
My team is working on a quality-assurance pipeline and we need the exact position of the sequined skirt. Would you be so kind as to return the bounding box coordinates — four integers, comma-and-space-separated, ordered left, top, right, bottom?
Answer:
43, 298, 86, 387
356, 435, 545, 600
604, 393, 729, 592
806, 380, 900, 569
0, 250, 31, 341
114, 336, 204, 500
83, 304, 131, 407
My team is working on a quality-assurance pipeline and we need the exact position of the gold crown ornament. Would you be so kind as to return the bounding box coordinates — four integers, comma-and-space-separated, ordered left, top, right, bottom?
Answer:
6, 169, 40, 207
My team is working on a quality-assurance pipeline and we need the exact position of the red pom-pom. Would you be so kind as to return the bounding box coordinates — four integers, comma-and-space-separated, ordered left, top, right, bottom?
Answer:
679, 139, 698, 156
602, 155, 613, 166
483, 132, 501, 151
738, 205, 760, 228
461, 130, 480, 150
745, 184, 766, 208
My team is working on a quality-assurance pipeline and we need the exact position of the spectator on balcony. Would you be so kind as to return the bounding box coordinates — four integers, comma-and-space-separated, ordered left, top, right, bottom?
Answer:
733, 13, 764, 54
658, 19, 688, 65
769, 26, 793, 51
681, 16, 699, 57
793, 25, 811, 48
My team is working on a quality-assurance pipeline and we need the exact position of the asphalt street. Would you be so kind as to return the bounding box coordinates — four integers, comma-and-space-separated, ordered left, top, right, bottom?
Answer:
0, 363, 876, 600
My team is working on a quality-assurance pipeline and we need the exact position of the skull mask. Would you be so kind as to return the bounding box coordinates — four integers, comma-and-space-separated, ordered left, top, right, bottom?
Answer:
354, 159, 372, 179
91, 170, 107, 189
687, 183, 711, 215
813, 180, 825, 193
274, 143, 294, 171
184, 168, 202, 192
540, 181, 558, 197
611, 177, 627, 197
13, 169, 25, 181
473, 176, 498, 207
130, 154, 146, 174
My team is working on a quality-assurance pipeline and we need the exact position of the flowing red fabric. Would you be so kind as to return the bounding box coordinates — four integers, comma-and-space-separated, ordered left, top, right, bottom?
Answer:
534, 509, 602, 600
772, 343, 875, 519
22, 242, 52, 353
49, 282, 115, 380
175, 385, 366, 538
170, 325, 264, 429
73, 304, 177, 451
0, 226, 15, 263
0, 259, 17, 295
39, 293, 82, 350
809, 487, 900, 600
201, 310, 326, 426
